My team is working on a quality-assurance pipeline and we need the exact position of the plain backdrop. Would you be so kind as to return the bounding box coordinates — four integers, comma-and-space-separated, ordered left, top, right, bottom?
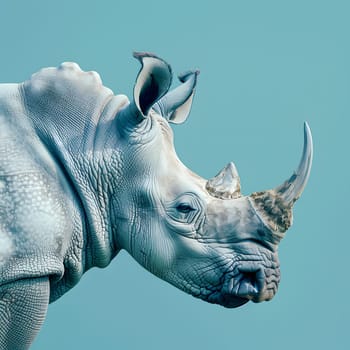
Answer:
0, 1, 348, 349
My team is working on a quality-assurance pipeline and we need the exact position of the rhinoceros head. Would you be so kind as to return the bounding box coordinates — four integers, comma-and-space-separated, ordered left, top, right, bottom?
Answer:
113, 53, 313, 308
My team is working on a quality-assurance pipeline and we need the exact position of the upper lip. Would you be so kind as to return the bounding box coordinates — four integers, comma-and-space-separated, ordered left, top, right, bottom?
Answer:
224, 262, 275, 302
227, 269, 263, 298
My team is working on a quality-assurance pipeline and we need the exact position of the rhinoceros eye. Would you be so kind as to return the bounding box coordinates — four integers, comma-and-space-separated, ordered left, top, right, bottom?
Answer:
176, 203, 195, 214
166, 193, 204, 226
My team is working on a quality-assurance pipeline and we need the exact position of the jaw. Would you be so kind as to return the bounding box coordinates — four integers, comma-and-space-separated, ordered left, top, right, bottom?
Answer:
209, 292, 250, 308
173, 248, 281, 309
196, 272, 280, 308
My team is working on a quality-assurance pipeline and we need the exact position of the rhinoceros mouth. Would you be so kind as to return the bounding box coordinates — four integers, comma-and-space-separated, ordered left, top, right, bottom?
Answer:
219, 294, 250, 308
217, 273, 264, 308
230, 266, 266, 299
202, 262, 280, 308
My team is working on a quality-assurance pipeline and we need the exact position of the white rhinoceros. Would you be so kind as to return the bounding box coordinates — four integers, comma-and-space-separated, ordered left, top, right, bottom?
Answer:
0, 52, 313, 349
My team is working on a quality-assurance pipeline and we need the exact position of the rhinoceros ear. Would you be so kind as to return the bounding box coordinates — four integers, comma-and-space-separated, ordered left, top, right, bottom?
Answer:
153, 70, 199, 124
133, 52, 173, 117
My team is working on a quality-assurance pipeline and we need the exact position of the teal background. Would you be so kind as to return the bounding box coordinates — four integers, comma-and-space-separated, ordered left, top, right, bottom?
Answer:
0, 0, 348, 349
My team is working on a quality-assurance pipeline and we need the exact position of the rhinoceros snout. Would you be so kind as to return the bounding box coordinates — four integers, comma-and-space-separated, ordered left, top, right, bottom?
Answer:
225, 262, 280, 305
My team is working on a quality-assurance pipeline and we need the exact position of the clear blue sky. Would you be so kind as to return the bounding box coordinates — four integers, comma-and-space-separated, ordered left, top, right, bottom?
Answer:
0, 1, 348, 349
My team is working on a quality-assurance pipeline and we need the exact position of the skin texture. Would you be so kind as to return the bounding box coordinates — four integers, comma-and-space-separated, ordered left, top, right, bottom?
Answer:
0, 53, 312, 349
0, 278, 49, 350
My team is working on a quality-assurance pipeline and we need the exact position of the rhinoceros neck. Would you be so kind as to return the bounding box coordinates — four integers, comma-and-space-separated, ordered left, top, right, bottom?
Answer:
22, 76, 130, 269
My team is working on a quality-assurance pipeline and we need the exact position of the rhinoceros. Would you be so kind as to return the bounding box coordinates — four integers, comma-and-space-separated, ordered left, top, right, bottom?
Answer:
0, 52, 313, 349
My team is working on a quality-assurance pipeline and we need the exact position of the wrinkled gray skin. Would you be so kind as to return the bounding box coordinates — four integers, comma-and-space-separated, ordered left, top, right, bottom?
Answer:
0, 53, 313, 349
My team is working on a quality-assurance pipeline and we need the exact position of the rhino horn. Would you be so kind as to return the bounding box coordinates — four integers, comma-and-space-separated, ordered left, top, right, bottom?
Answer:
250, 122, 313, 233
206, 162, 241, 199
153, 70, 199, 124
274, 122, 313, 205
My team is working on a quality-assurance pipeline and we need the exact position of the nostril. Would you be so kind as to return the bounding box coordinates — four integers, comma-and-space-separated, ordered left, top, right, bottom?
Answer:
237, 267, 265, 297
242, 271, 258, 286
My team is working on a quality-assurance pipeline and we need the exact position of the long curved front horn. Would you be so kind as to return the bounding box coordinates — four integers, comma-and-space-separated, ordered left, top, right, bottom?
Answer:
275, 122, 313, 205
249, 122, 313, 234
